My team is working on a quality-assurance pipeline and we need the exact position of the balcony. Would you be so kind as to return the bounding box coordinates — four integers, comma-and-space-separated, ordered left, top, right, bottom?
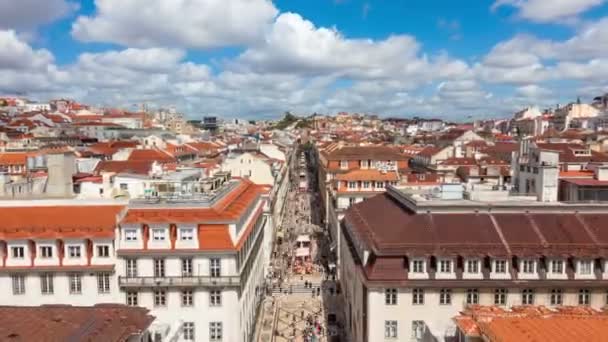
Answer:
118, 275, 241, 288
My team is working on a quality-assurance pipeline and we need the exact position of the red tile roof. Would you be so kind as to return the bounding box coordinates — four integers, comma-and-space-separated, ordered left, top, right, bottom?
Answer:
0, 205, 125, 240
199, 225, 234, 251
94, 160, 154, 175
335, 169, 399, 181
0, 304, 154, 342
128, 149, 176, 163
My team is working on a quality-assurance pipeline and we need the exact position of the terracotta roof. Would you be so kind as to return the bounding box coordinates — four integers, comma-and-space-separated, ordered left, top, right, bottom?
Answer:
561, 178, 608, 186
335, 169, 399, 182
559, 170, 594, 178
439, 157, 476, 166
417, 146, 443, 157
322, 145, 409, 161
0, 152, 33, 166
94, 160, 154, 175
0, 304, 154, 342
536, 143, 608, 163
456, 305, 608, 342
128, 149, 176, 163
0, 205, 124, 240
198, 225, 234, 251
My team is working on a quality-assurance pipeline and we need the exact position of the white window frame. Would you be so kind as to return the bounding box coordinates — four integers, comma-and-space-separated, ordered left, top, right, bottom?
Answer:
340, 160, 348, 170
439, 289, 451, 305
180, 228, 194, 241
69, 273, 82, 294
411, 259, 425, 273
578, 260, 593, 275
439, 259, 452, 273
67, 245, 81, 258
152, 228, 166, 241
182, 290, 194, 307
412, 288, 424, 305
494, 259, 507, 273
40, 273, 54, 295
39, 246, 53, 258
127, 291, 138, 306
11, 246, 25, 259
210, 290, 222, 306
347, 181, 357, 189
384, 320, 398, 339
550, 289, 562, 305
494, 288, 507, 305
521, 259, 535, 274
182, 258, 193, 277
209, 322, 223, 341
183, 322, 195, 340
154, 290, 167, 307
210, 258, 221, 277
550, 260, 564, 274
124, 229, 138, 241
579, 289, 591, 305
11, 274, 25, 295
97, 245, 110, 258
466, 288, 479, 304
385, 288, 397, 305
126, 259, 138, 277
522, 289, 534, 305
154, 258, 166, 277
97, 273, 111, 294
466, 259, 479, 273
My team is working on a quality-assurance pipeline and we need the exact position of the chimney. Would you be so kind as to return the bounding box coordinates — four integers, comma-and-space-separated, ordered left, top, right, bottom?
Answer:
45, 152, 75, 198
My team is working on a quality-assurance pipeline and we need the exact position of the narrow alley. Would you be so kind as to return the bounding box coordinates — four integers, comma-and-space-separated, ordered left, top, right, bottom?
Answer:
255, 145, 343, 342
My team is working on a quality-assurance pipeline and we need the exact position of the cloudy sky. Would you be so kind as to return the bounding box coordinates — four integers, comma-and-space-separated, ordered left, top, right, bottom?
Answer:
1, 0, 608, 120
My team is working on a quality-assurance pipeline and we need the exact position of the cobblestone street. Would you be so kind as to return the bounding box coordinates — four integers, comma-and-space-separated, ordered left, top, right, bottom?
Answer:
255, 146, 342, 342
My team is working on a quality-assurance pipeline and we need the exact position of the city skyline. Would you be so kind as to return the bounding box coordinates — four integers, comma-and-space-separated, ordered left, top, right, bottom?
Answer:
1, 0, 608, 119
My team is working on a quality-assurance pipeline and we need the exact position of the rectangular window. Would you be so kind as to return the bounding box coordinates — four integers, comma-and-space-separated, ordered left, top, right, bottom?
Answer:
348, 181, 357, 189
11, 247, 24, 259
210, 258, 221, 277
209, 322, 223, 341
154, 290, 167, 307
411, 321, 425, 339
466, 260, 479, 273
411, 260, 424, 273
97, 273, 111, 293
579, 289, 590, 305
362, 181, 370, 189
210, 290, 222, 306
522, 289, 534, 305
439, 289, 451, 305
183, 322, 195, 340
466, 289, 479, 304
340, 161, 348, 170
551, 260, 564, 274
126, 259, 138, 277
152, 228, 166, 241
550, 289, 562, 305
385, 288, 397, 305
40, 273, 54, 295
182, 290, 194, 306
180, 228, 194, 241
124, 229, 138, 241
69, 273, 82, 294
522, 259, 535, 274
182, 258, 193, 277
377, 181, 385, 188
412, 288, 424, 305
11, 274, 25, 295
439, 260, 452, 273
68, 246, 81, 258
40, 246, 53, 258
494, 288, 507, 305
154, 258, 166, 277
126, 291, 138, 306
97, 245, 110, 258
494, 260, 507, 273
384, 320, 397, 338
579, 260, 592, 275
348, 197, 356, 206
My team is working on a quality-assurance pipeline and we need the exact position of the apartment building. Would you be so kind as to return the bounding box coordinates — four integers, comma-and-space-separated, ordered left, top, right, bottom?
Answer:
340, 185, 608, 342
0, 175, 271, 342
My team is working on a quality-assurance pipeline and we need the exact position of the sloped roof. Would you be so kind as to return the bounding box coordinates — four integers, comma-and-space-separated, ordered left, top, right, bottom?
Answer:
94, 160, 154, 175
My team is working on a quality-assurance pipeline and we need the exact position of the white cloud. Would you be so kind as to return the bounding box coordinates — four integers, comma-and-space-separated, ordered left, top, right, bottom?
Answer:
0, 0, 78, 32
492, 0, 604, 22
0, 30, 54, 70
71, 0, 278, 48
516, 84, 552, 98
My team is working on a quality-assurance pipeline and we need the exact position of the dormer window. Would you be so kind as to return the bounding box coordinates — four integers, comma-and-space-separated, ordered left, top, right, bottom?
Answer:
439, 259, 452, 273
494, 259, 507, 273
125, 229, 138, 241
521, 259, 535, 274
348, 181, 357, 189
466, 260, 479, 273
578, 260, 593, 275
360, 160, 369, 169
411, 259, 425, 273
180, 228, 194, 241
550, 260, 564, 274
152, 228, 166, 241
340, 160, 348, 169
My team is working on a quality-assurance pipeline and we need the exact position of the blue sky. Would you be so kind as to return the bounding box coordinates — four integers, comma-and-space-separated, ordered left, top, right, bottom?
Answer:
2, 0, 608, 119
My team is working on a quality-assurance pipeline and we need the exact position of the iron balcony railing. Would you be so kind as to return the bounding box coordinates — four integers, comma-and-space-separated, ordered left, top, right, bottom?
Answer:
118, 275, 241, 288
